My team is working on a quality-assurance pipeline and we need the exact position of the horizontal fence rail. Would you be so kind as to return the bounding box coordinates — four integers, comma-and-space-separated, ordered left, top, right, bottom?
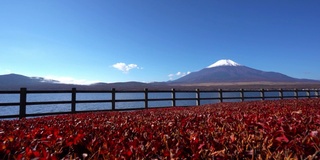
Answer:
0, 88, 319, 119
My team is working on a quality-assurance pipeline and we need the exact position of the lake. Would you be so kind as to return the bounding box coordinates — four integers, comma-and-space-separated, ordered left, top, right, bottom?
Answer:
0, 90, 311, 117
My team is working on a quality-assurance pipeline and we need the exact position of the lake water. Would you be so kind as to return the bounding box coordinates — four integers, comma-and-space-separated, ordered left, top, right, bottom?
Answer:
0, 91, 312, 117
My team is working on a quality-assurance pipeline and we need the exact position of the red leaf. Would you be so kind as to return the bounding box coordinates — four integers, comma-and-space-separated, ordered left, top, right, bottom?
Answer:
126, 150, 133, 157
230, 134, 235, 143
163, 150, 170, 157
53, 128, 59, 137
198, 143, 205, 150
310, 131, 318, 137
275, 134, 289, 143
25, 147, 33, 157
33, 151, 41, 157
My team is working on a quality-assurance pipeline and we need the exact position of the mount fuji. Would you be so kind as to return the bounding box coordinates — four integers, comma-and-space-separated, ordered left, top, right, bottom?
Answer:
173, 59, 318, 84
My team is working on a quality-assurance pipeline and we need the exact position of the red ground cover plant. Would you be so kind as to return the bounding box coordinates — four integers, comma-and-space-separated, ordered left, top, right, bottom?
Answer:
1, 99, 320, 159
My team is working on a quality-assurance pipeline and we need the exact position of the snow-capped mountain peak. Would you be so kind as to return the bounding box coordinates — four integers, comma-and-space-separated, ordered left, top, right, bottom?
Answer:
207, 59, 241, 68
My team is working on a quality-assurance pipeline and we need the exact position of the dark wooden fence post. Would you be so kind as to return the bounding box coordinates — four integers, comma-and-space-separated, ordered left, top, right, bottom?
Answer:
171, 88, 176, 107
260, 88, 265, 101
240, 89, 244, 102
144, 88, 148, 109
111, 88, 116, 110
71, 88, 76, 113
219, 89, 223, 103
196, 89, 200, 106
279, 88, 283, 100
294, 88, 298, 99
19, 88, 27, 119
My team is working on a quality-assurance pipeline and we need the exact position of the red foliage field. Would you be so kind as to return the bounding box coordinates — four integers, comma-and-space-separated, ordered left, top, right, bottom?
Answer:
1, 99, 320, 159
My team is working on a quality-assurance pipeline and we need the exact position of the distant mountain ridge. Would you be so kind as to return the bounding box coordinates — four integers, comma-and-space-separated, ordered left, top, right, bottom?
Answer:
173, 59, 319, 84
0, 74, 167, 90
0, 59, 319, 90
0, 74, 74, 90
0, 74, 46, 86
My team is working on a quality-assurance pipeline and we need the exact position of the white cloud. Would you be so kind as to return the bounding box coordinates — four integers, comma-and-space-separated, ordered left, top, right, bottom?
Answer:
168, 71, 191, 80
0, 69, 12, 75
44, 75, 99, 85
112, 62, 141, 73
4, 69, 12, 74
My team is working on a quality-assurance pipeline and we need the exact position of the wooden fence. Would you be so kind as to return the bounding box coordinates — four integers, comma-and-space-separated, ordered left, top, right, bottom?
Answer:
0, 88, 319, 119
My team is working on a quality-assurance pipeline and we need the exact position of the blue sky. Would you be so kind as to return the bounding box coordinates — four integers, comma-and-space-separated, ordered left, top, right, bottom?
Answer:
1, 0, 320, 84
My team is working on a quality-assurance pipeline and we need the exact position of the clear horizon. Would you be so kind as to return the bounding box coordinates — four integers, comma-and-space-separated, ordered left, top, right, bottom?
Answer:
1, 1, 320, 84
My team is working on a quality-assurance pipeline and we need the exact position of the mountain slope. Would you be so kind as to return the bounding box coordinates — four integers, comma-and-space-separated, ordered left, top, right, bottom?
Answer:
173, 59, 318, 84
0, 74, 70, 90
0, 74, 170, 90
0, 74, 41, 86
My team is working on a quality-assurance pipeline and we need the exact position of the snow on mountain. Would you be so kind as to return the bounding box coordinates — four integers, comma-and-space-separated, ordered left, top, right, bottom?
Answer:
207, 59, 241, 68
31, 77, 60, 83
